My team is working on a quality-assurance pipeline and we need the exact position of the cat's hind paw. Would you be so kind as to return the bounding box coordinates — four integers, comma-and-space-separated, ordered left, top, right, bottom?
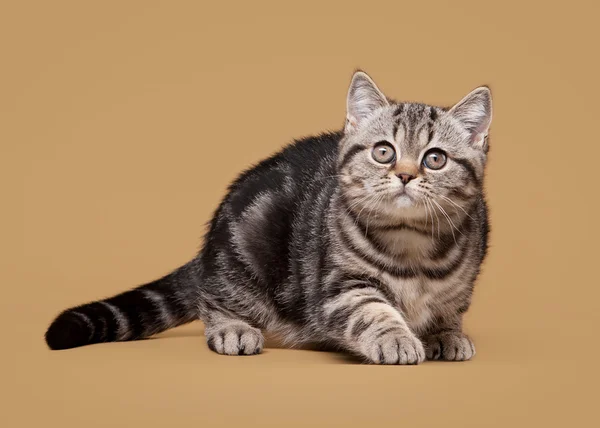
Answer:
205, 322, 264, 356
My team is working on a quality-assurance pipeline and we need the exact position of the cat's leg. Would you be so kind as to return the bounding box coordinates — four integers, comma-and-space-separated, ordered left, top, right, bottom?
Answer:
421, 314, 475, 361
322, 286, 425, 365
203, 313, 265, 356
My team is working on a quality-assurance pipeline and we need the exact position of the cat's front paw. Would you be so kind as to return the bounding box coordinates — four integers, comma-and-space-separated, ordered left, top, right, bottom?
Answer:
361, 330, 425, 365
424, 332, 475, 361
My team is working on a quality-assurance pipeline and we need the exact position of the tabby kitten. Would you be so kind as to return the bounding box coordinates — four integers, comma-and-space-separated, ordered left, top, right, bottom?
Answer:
45, 71, 492, 364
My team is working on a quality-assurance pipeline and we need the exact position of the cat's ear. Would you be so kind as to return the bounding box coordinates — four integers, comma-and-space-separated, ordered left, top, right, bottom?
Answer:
345, 71, 389, 133
449, 86, 493, 150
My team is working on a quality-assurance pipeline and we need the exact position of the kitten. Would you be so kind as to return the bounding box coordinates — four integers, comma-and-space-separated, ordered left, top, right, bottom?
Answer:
45, 71, 492, 364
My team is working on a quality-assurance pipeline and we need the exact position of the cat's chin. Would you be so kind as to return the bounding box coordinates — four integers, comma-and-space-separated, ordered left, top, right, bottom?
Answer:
382, 195, 428, 221
394, 193, 414, 209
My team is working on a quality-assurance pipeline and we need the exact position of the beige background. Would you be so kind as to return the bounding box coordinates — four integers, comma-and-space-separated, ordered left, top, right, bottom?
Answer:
2, 1, 598, 427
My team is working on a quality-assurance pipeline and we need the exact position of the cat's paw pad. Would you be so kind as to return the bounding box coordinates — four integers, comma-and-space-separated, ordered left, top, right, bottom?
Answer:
206, 323, 264, 356
424, 332, 475, 361
363, 330, 425, 365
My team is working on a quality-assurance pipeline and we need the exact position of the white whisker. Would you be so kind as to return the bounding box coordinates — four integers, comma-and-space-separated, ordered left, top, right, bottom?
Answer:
426, 197, 440, 239
422, 200, 434, 242
431, 199, 463, 244
436, 194, 474, 220
365, 194, 385, 237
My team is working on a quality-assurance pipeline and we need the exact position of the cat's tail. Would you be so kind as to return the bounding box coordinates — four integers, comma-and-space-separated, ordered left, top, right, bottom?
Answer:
44, 259, 201, 350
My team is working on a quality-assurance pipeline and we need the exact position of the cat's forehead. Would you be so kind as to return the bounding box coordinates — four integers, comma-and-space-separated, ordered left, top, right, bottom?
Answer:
366, 102, 440, 132
362, 102, 448, 157
392, 102, 435, 120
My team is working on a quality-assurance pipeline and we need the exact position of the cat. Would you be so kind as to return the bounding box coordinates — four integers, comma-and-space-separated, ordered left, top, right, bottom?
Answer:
45, 71, 492, 364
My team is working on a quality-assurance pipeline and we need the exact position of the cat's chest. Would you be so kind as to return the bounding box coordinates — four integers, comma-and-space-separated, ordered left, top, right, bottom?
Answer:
384, 276, 436, 333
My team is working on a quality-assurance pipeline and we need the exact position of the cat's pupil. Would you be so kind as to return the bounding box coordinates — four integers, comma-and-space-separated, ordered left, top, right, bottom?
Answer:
372, 143, 395, 163
423, 150, 447, 169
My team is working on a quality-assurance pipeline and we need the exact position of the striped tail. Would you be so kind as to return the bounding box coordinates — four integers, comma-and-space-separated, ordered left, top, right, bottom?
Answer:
45, 259, 200, 350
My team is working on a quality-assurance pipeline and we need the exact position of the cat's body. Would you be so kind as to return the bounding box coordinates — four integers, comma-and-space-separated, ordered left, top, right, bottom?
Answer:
45, 71, 492, 364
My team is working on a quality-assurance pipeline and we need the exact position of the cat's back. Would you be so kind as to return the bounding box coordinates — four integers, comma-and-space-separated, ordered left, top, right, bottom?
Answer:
226, 131, 342, 215
202, 132, 342, 284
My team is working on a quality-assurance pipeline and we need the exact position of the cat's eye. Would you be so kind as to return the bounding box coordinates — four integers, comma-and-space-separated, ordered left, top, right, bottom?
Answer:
423, 149, 447, 170
372, 142, 396, 164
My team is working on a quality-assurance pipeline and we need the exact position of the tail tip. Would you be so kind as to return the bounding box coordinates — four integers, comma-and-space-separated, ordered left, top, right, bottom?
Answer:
45, 311, 91, 350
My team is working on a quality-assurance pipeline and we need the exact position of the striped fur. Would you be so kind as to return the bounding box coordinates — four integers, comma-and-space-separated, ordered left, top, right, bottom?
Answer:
45, 71, 492, 364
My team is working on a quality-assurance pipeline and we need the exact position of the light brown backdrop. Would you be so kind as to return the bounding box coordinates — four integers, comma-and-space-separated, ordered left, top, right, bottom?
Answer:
2, 1, 598, 427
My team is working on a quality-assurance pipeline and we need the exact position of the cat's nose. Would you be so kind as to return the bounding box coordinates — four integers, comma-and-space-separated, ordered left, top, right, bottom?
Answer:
397, 173, 416, 185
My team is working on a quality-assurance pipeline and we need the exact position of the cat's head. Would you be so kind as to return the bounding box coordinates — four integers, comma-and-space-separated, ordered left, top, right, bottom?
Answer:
338, 71, 492, 224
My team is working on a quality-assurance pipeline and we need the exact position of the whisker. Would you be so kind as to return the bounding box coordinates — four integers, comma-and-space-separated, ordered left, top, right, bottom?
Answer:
433, 199, 456, 244
438, 201, 464, 237
426, 197, 440, 239
435, 194, 474, 220
343, 194, 374, 221
365, 193, 385, 237
355, 194, 375, 223
422, 200, 434, 242
431, 199, 463, 243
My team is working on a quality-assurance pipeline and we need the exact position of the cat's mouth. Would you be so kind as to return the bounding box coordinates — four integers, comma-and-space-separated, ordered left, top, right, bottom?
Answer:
394, 187, 413, 199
